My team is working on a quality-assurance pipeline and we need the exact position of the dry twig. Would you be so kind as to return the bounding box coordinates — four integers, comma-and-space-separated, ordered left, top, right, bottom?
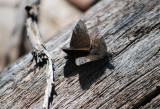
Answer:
25, 1, 54, 109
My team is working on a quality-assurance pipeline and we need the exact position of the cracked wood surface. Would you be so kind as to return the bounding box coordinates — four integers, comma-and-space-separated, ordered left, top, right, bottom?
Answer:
0, 0, 160, 109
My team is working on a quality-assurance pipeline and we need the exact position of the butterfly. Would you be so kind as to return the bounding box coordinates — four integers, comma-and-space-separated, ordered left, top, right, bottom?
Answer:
62, 20, 109, 66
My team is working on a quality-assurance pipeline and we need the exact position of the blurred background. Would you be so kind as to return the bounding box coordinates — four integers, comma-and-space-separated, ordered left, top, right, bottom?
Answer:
0, 0, 100, 72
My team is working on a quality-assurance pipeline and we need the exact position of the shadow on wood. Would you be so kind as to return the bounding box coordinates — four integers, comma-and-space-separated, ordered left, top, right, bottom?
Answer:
48, 85, 57, 109
64, 56, 114, 90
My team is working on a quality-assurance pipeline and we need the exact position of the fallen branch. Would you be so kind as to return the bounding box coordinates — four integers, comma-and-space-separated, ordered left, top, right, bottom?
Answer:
25, 1, 54, 109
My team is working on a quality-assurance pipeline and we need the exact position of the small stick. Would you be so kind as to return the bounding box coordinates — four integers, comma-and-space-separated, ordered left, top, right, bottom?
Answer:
25, 1, 54, 109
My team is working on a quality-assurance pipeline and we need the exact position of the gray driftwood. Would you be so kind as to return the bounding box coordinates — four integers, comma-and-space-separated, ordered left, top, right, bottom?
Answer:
0, 0, 160, 109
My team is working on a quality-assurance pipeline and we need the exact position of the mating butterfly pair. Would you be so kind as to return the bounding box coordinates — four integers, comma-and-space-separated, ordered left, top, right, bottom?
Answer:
62, 20, 109, 66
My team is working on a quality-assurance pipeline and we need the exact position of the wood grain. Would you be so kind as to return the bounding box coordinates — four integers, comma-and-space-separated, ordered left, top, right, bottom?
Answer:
0, 0, 160, 109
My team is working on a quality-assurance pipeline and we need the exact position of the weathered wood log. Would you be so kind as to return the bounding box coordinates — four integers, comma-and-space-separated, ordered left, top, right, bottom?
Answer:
0, 0, 160, 109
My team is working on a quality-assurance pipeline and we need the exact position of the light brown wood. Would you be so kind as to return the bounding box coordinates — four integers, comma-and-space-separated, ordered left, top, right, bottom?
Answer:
0, 0, 160, 109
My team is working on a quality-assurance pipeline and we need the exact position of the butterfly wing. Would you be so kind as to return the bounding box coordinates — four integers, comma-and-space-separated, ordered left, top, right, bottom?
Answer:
75, 28, 108, 65
75, 55, 100, 66
90, 28, 107, 55
62, 20, 91, 57
70, 20, 90, 50
62, 49, 90, 58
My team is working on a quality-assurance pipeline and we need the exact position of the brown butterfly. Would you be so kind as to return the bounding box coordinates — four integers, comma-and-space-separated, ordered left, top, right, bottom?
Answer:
62, 20, 108, 65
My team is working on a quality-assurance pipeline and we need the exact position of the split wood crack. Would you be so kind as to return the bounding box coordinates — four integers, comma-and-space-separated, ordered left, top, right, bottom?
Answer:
132, 86, 160, 109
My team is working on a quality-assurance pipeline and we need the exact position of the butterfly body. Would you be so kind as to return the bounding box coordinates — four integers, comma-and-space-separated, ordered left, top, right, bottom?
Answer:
62, 20, 109, 65
62, 49, 90, 58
